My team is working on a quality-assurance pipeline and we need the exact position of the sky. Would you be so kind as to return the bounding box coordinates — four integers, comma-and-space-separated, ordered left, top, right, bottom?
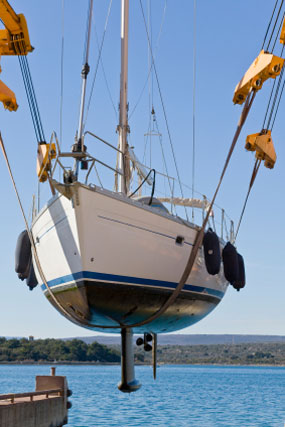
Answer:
0, 0, 284, 339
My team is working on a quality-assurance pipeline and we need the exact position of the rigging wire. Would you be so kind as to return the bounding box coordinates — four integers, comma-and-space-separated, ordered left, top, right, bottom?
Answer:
83, 0, 93, 64
83, 0, 113, 130
147, 1, 155, 172
147, 0, 153, 117
192, 0, 197, 222
75, 0, 93, 154
59, 0, 65, 148
154, 114, 173, 196
139, 0, 189, 221
94, 27, 117, 118
143, 119, 152, 165
129, 0, 167, 120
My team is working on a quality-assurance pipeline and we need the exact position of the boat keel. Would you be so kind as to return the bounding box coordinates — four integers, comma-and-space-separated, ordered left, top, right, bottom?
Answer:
118, 328, 141, 393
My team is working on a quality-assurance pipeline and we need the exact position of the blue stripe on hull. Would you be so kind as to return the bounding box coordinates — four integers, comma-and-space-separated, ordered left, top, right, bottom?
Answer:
41, 270, 225, 299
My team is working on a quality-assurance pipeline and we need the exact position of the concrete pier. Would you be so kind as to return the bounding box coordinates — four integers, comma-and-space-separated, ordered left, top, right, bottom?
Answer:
0, 368, 71, 427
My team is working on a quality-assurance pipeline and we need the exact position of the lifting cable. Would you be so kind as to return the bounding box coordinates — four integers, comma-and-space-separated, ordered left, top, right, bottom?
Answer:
262, 78, 278, 129
271, 74, 285, 129
261, 0, 279, 50
15, 36, 45, 143
262, 2, 285, 130
18, 55, 45, 143
236, 78, 285, 238
234, 159, 261, 241
265, 48, 285, 130
267, 67, 285, 129
265, 0, 284, 52
233, 2, 285, 239
272, 12, 285, 52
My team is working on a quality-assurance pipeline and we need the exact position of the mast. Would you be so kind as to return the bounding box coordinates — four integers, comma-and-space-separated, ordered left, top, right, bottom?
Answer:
74, 0, 93, 177
118, 0, 130, 194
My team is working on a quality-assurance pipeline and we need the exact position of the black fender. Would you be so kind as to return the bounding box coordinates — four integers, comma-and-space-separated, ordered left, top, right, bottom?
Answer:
26, 261, 38, 291
222, 242, 239, 285
203, 228, 221, 275
15, 230, 31, 280
232, 253, 246, 291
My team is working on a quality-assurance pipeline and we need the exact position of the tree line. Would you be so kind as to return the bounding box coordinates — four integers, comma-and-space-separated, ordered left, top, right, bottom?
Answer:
136, 342, 285, 365
0, 337, 120, 363
1, 337, 284, 365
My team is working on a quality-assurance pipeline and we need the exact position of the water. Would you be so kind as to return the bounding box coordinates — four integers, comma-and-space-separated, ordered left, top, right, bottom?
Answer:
0, 364, 284, 426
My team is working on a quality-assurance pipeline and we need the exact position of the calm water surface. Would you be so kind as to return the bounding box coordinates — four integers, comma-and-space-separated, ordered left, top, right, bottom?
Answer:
0, 365, 284, 426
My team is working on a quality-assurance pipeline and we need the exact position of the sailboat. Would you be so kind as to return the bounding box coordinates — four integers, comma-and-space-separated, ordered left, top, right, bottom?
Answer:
1, 0, 284, 392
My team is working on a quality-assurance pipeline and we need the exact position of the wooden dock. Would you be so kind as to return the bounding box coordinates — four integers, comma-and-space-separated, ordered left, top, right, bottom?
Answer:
0, 368, 71, 427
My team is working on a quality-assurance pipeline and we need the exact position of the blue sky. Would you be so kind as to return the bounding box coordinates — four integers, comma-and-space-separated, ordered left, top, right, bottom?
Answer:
0, 0, 284, 339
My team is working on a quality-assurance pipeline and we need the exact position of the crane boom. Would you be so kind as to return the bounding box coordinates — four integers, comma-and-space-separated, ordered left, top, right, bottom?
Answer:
0, 0, 20, 32
0, 0, 33, 111
0, 0, 32, 55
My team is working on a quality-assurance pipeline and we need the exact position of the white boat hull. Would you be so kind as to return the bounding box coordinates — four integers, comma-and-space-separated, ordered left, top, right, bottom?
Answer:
31, 183, 228, 333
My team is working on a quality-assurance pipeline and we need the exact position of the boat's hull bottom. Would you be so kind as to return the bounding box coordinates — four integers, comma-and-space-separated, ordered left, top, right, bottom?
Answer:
44, 280, 221, 334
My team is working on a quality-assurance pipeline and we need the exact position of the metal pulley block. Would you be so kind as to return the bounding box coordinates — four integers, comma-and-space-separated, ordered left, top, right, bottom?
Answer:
245, 129, 276, 169
37, 142, 57, 182
233, 50, 284, 104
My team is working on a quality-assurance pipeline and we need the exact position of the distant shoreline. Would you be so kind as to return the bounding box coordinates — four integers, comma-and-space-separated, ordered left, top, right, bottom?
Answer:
1, 338, 285, 366
0, 361, 284, 367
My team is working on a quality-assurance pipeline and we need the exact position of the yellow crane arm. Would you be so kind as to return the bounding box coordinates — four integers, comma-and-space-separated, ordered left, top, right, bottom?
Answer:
0, 0, 21, 33
0, 0, 33, 111
0, 0, 33, 55
0, 79, 17, 110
